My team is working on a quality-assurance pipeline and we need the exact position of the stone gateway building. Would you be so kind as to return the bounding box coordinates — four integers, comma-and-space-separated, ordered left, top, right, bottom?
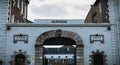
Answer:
0, 0, 120, 65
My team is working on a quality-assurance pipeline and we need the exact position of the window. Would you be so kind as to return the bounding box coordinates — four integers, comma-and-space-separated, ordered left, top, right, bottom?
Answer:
67, 48, 69, 51
24, 4, 27, 18
58, 56, 60, 58
12, 0, 15, 6
94, 20, 97, 23
21, 1, 24, 14
17, 0, 20, 9
64, 59, 69, 62
11, 15, 14, 23
17, 20, 19, 23
65, 56, 68, 58
71, 59, 74, 63
92, 12, 97, 17
49, 59, 55, 62
99, 2, 102, 13
51, 56, 53, 58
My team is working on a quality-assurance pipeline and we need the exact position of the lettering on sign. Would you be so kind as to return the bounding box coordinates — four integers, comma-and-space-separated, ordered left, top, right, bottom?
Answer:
51, 20, 67, 23
13, 34, 28, 43
90, 34, 104, 43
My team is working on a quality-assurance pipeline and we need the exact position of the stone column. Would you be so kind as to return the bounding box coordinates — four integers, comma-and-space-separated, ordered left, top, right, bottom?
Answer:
35, 45, 43, 65
76, 44, 84, 65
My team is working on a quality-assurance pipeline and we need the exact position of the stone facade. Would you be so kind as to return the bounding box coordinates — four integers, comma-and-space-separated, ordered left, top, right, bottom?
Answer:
0, 0, 120, 65
4, 22, 112, 65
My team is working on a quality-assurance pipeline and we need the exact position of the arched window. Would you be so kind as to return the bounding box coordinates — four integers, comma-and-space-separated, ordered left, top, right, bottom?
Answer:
93, 54, 104, 65
15, 54, 25, 65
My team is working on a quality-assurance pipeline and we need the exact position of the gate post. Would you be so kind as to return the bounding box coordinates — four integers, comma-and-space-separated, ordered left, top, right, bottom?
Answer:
76, 44, 84, 65
35, 45, 43, 65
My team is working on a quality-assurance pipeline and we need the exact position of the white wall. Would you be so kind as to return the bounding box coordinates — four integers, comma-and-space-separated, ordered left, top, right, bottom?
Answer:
5, 23, 112, 65
0, 0, 8, 65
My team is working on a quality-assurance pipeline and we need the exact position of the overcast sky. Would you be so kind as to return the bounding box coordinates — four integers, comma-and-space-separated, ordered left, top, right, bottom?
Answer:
28, 0, 96, 21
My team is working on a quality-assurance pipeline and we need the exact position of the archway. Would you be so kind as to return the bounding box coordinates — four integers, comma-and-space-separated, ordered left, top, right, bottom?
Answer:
89, 50, 107, 65
9, 50, 30, 65
93, 54, 104, 65
35, 29, 84, 65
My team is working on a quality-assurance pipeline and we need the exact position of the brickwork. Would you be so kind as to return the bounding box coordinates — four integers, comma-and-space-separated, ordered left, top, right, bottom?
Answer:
85, 0, 109, 23
8, 0, 30, 23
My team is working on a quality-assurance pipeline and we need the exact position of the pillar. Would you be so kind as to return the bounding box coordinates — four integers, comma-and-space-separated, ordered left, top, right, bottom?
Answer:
35, 45, 43, 65
76, 44, 84, 65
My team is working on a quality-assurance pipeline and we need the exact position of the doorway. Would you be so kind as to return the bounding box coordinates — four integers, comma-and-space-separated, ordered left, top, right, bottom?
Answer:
15, 54, 25, 65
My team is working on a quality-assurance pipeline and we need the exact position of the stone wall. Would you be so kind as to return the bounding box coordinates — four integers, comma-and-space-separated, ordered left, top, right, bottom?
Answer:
108, 0, 119, 65
0, 0, 8, 64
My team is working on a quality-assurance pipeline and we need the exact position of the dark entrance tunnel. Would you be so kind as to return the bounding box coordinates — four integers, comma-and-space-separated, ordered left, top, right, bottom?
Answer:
43, 37, 76, 45
93, 54, 104, 65
15, 54, 25, 65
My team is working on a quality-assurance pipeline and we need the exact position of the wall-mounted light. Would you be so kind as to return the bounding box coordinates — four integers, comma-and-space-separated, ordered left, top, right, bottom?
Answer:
7, 26, 11, 31
95, 34, 99, 36
107, 26, 111, 31
19, 34, 23, 36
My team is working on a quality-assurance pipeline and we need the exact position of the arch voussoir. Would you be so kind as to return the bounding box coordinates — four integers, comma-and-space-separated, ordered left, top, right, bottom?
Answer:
36, 29, 84, 45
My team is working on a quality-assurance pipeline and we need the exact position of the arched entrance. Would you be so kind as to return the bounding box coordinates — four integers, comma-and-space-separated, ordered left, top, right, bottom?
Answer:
93, 54, 104, 65
15, 54, 25, 65
89, 50, 107, 65
9, 50, 30, 65
35, 29, 84, 65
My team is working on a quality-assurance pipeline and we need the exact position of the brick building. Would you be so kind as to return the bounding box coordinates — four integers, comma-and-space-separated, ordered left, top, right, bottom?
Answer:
8, 0, 31, 23
85, 0, 109, 23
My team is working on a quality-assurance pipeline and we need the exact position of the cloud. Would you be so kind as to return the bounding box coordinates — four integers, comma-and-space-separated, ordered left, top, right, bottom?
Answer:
72, 4, 90, 11
28, 0, 96, 21
30, 4, 69, 17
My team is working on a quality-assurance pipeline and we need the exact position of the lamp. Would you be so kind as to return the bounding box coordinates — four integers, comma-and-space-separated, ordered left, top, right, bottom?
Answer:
7, 26, 11, 31
107, 26, 111, 31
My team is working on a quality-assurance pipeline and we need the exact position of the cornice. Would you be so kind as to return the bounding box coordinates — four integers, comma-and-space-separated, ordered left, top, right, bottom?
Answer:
7, 23, 111, 27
